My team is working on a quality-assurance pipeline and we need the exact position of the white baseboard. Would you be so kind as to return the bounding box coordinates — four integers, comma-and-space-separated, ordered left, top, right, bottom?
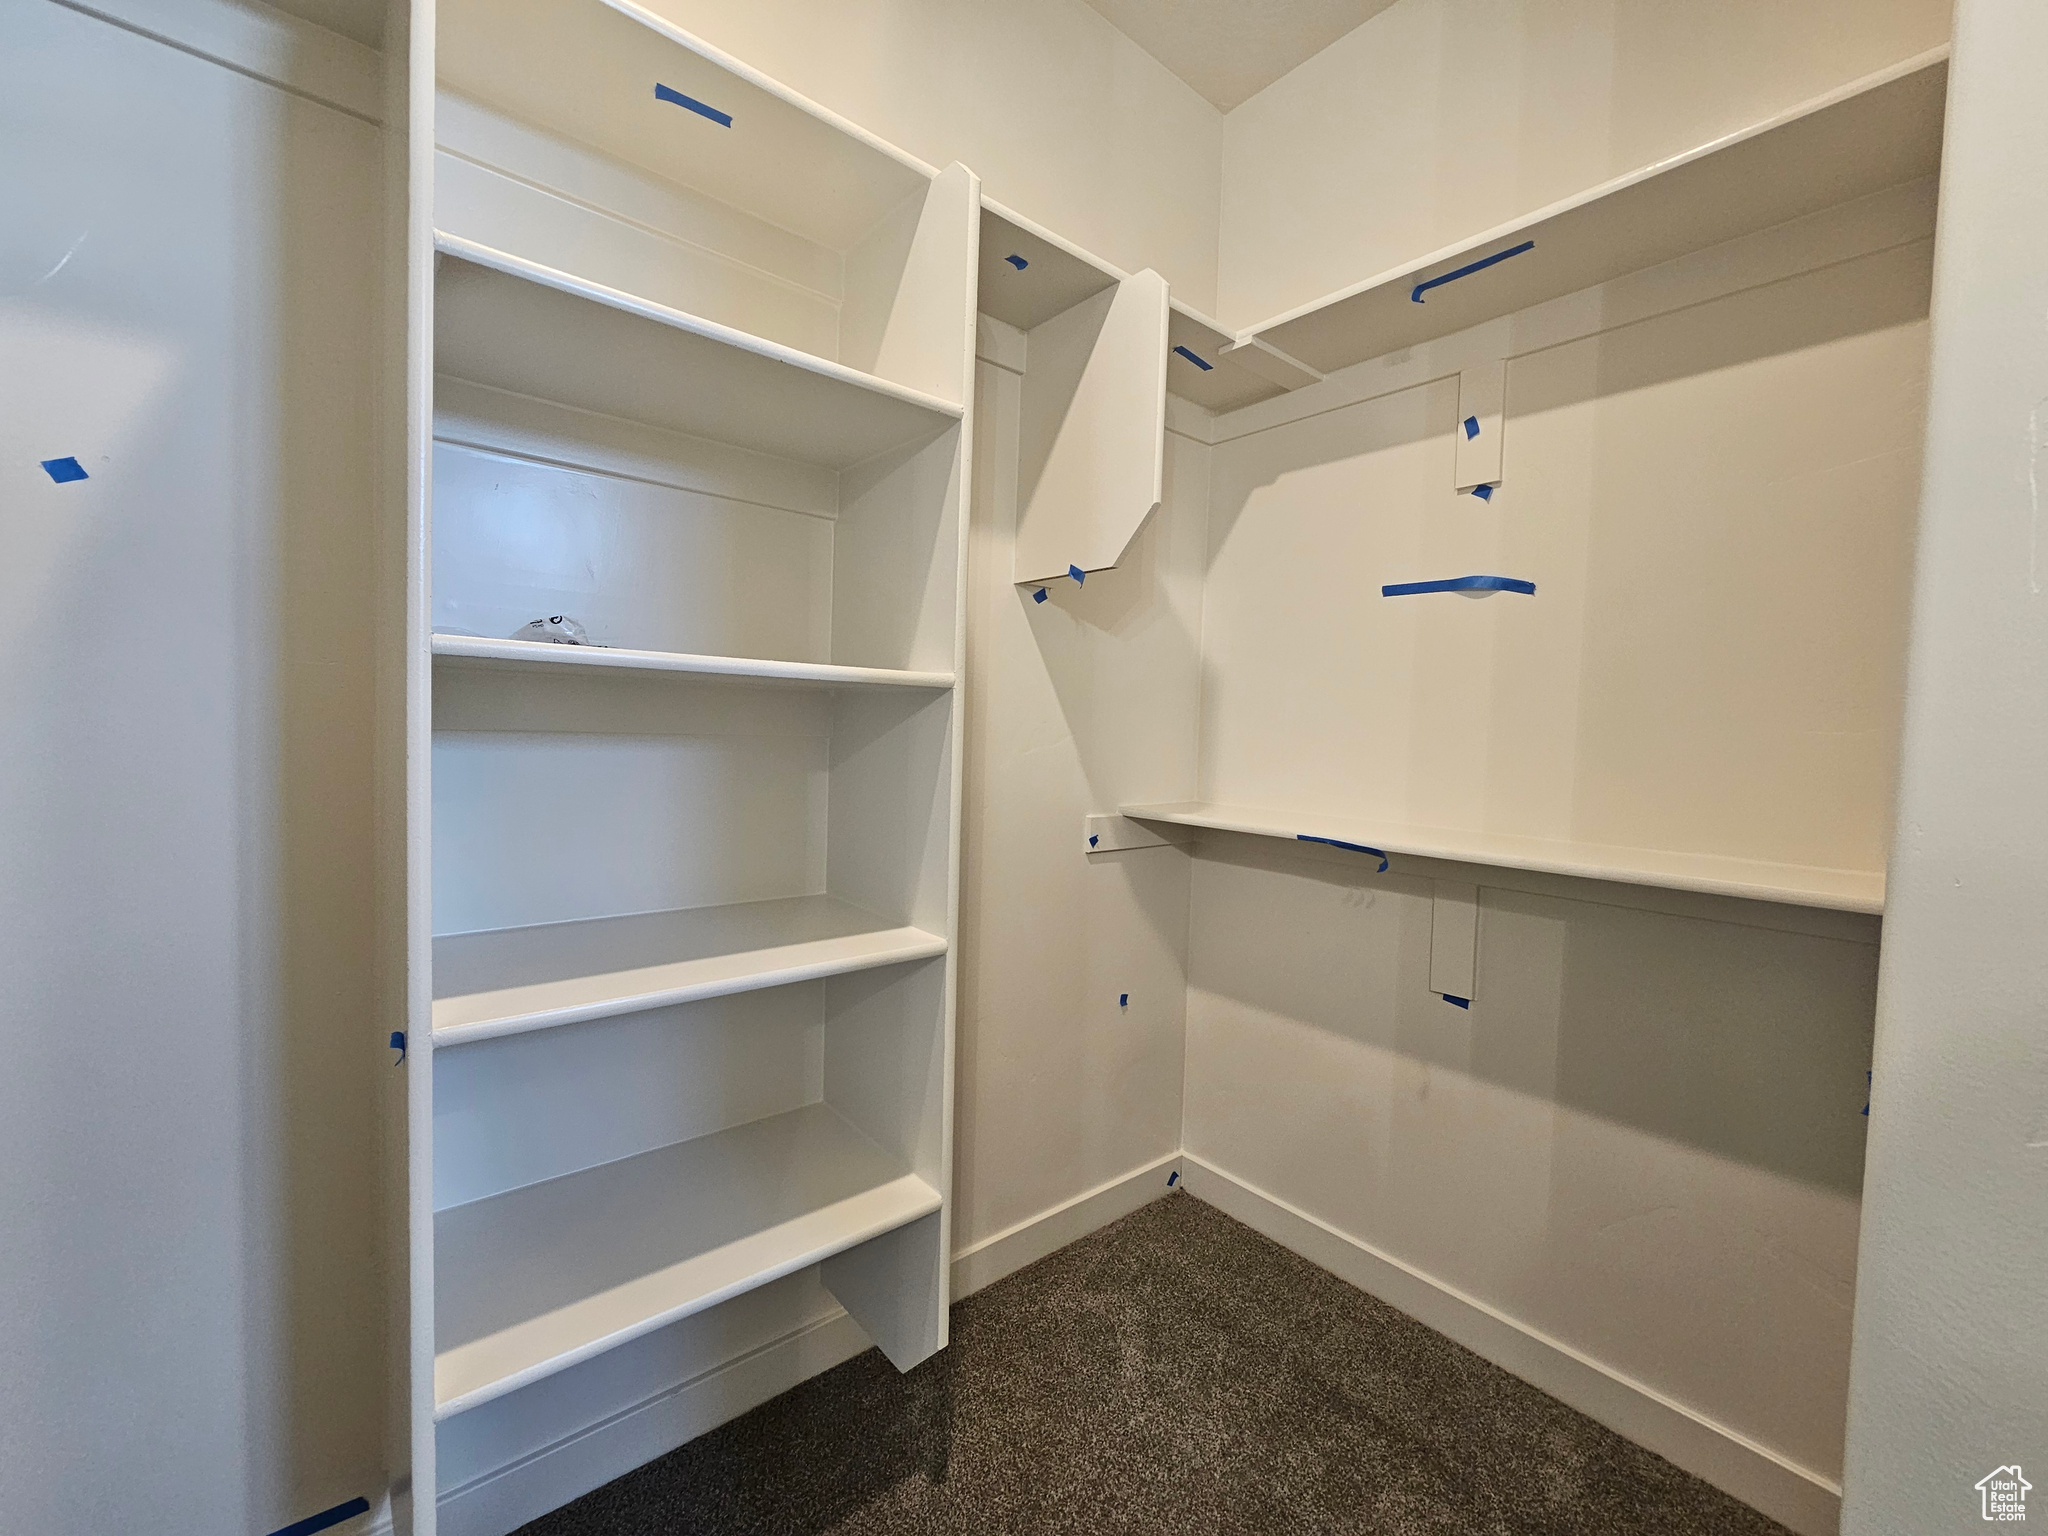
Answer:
1178, 1154, 1842, 1536
950, 1152, 1183, 1299
435, 1309, 873, 1536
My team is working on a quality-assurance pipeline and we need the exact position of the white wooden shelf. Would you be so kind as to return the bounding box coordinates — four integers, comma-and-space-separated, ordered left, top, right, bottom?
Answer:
1245, 50, 1946, 380
434, 894, 950, 1045
432, 634, 955, 692
434, 234, 962, 467
439, 0, 935, 254
1121, 801, 1884, 914
433, 1100, 941, 1417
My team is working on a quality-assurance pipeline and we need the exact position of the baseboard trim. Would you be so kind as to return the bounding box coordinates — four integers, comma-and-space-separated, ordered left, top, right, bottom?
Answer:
950, 1152, 1183, 1299
435, 1309, 873, 1536
1178, 1154, 1841, 1536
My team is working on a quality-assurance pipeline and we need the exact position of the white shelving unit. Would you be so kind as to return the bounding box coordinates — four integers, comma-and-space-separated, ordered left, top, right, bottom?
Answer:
397, 2, 976, 1526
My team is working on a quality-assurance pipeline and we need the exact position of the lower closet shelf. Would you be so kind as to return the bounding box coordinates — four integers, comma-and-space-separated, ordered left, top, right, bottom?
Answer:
1121, 801, 1885, 913
434, 894, 949, 1043
434, 1101, 941, 1418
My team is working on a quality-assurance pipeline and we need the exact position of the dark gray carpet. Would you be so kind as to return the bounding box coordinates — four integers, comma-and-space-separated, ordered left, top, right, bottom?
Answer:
515, 1192, 1794, 1536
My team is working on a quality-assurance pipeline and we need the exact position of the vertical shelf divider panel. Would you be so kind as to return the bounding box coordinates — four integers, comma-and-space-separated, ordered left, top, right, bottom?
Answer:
409, 0, 979, 1490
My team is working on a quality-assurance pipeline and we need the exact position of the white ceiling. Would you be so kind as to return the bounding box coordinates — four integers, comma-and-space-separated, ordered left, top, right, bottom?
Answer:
1081, 0, 1403, 112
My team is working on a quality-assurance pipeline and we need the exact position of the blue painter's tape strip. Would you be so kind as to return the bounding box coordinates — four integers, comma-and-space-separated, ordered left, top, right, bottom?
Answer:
1119, 993, 1129, 1007
1167, 1169, 1179, 1186
1463, 415, 1480, 440
1172, 344, 1214, 372
389, 1031, 406, 1064
42, 456, 88, 483
1381, 574, 1534, 597
1089, 834, 1100, 847
1297, 834, 1390, 873
655, 83, 732, 126
267, 1496, 371, 1536
1469, 483, 1495, 501
1033, 587, 1049, 603
1442, 994, 1471, 1009
1069, 564, 1085, 585
1004, 253, 1029, 270
1411, 239, 1536, 303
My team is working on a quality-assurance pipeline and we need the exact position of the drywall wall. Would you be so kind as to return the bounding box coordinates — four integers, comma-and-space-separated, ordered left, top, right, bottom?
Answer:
1174, 187, 1932, 1531
1216, 0, 1953, 327
647, 0, 1223, 312
952, 326, 1204, 1280
1840, 0, 2048, 1526
0, 3, 385, 1532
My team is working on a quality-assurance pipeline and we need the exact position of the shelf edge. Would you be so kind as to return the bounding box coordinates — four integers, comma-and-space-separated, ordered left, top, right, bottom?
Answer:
433, 927, 951, 1045
431, 633, 956, 690
1122, 803, 1885, 914
435, 231, 967, 421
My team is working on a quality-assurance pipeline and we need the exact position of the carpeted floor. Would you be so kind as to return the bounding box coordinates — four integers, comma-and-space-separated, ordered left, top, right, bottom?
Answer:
515, 1192, 1795, 1536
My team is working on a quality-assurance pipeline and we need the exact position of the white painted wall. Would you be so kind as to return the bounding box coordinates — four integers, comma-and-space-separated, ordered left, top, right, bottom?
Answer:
1216, 0, 1954, 327
1170, 180, 1933, 1530
951, 327, 1204, 1278
646, 0, 1223, 312
1840, 0, 2048, 1526
0, 2, 386, 1532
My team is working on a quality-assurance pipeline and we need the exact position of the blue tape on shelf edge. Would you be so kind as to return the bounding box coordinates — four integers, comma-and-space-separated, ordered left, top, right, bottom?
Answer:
1167, 1169, 1179, 1187
1381, 574, 1534, 597
42, 456, 88, 483
267, 1496, 371, 1536
1173, 344, 1215, 372
1004, 253, 1029, 270
1442, 994, 1471, 1009
1411, 239, 1536, 303
1463, 416, 1480, 440
654, 83, 732, 127
1033, 587, 1049, 603
1069, 564, 1085, 585
390, 1031, 405, 1064
1297, 834, 1390, 873
1469, 483, 1495, 501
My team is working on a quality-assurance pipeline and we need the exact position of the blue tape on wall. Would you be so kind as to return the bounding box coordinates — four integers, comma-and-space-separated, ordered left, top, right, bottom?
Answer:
1172, 344, 1214, 371
1119, 993, 1129, 1007
1463, 416, 1480, 440
41, 456, 88, 483
267, 1496, 371, 1536
1297, 834, 1390, 873
1089, 834, 1100, 847
389, 1031, 406, 1064
1469, 483, 1495, 501
1004, 253, 1029, 270
655, 83, 732, 126
1033, 588, 1049, 603
1381, 574, 1534, 597
1410, 239, 1535, 303
1069, 564, 1085, 585
1167, 1170, 1179, 1187
1441, 994, 1471, 1010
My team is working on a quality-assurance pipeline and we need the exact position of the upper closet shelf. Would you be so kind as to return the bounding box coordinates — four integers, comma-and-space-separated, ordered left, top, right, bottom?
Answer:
432, 635, 955, 692
1245, 50, 1947, 380
977, 198, 1277, 411
1121, 802, 1884, 914
435, 235, 961, 468
434, 894, 949, 1045
438, 0, 934, 253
